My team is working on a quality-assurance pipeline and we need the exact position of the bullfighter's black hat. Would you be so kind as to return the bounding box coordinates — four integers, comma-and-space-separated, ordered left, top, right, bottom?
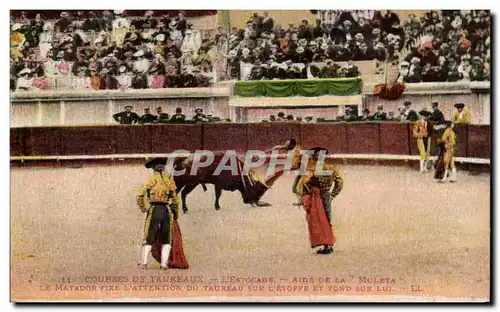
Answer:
145, 157, 167, 169
435, 120, 452, 126
310, 146, 329, 157
454, 103, 465, 109
419, 110, 432, 117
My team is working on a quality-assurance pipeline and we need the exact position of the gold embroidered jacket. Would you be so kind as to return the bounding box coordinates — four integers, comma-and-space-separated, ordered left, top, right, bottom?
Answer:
137, 172, 179, 213
413, 120, 429, 139
297, 162, 344, 198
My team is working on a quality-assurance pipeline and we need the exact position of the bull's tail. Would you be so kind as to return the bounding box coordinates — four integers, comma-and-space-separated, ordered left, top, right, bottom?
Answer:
201, 183, 208, 192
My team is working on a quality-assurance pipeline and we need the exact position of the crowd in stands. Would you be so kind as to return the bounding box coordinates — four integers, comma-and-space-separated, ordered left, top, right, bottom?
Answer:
113, 106, 228, 124
228, 10, 490, 82
10, 10, 223, 92
10, 10, 491, 92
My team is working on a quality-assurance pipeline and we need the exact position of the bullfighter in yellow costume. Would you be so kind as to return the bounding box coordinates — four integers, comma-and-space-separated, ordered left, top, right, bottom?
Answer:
295, 147, 344, 254
434, 121, 457, 183
452, 103, 471, 125
137, 157, 180, 269
413, 110, 433, 173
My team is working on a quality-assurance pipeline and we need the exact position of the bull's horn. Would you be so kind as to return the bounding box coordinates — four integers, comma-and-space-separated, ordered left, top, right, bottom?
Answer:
264, 169, 284, 187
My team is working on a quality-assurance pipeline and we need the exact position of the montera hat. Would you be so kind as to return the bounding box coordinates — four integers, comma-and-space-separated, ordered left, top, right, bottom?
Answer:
145, 157, 168, 169
419, 110, 432, 117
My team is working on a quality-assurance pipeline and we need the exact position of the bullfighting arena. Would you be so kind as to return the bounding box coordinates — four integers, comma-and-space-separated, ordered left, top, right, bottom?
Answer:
11, 163, 490, 302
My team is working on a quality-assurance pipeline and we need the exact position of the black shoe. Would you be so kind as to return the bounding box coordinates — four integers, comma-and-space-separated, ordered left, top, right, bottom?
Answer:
317, 247, 332, 255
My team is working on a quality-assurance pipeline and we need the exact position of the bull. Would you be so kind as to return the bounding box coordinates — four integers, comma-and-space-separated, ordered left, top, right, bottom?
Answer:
171, 152, 283, 213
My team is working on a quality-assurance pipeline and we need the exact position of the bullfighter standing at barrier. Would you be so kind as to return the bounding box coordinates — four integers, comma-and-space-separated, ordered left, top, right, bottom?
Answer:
137, 157, 188, 270
413, 110, 433, 173
295, 147, 344, 255
434, 121, 457, 183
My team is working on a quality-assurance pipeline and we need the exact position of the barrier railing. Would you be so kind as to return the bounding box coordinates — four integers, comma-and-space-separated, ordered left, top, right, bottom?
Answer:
10, 123, 490, 166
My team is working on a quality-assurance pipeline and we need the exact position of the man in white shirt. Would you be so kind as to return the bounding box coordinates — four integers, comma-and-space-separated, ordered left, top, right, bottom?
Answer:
116, 65, 132, 90
133, 50, 150, 74
169, 21, 183, 45
39, 23, 53, 60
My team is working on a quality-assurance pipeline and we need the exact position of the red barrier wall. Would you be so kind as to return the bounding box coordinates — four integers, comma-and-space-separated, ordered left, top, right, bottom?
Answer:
454, 125, 468, 158
247, 123, 300, 152
300, 123, 348, 154
11, 124, 491, 166
468, 125, 490, 159
379, 123, 410, 155
345, 123, 380, 154
24, 127, 61, 156
150, 124, 203, 153
10, 128, 25, 156
60, 126, 116, 155
203, 123, 248, 153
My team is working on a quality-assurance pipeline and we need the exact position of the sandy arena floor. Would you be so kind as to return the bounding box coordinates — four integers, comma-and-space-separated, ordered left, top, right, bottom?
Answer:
10, 164, 490, 302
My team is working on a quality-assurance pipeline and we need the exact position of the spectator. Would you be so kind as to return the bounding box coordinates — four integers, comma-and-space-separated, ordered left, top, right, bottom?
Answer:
398, 107, 407, 121
403, 101, 418, 121
430, 101, 445, 123
269, 115, 276, 122
16, 68, 33, 91
170, 107, 187, 123
113, 105, 140, 124
155, 107, 169, 122
304, 116, 315, 123
359, 108, 372, 121
139, 107, 156, 124
387, 111, 396, 121
320, 60, 339, 78
116, 65, 132, 90
54, 12, 71, 33
72, 66, 90, 90
192, 108, 208, 123
276, 112, 286, 121
341, 60, 360, 77
372, 104, 387, 121
83, 11, 101, 32
340, 107, 358, 121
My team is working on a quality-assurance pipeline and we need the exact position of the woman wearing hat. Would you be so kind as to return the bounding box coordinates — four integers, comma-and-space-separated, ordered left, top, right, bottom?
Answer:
112, 11, 130, 46
413, 110, 433, 173
116, 65, 132, 91
55, 11, 71, 32
15, 68, 33, 91
137, 158, 187, 269
452, 103, 471, 125
434, 121, 457, 182
295, 147, 343, 255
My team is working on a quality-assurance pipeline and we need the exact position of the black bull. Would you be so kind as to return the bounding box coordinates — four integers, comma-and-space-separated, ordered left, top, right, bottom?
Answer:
172, 153, 283, 213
